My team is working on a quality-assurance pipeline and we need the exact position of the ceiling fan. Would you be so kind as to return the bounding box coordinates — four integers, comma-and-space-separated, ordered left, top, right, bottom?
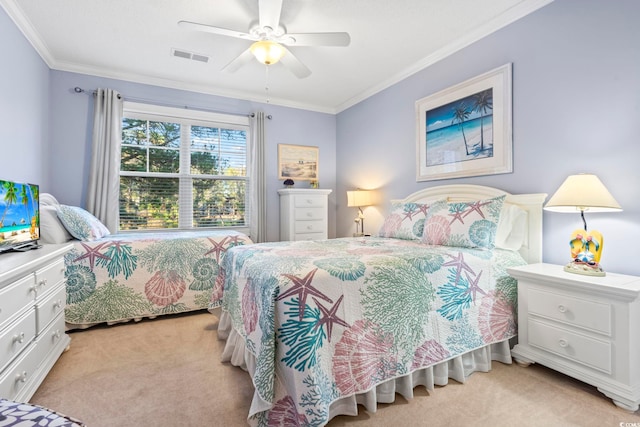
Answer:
178, 0, 350, 78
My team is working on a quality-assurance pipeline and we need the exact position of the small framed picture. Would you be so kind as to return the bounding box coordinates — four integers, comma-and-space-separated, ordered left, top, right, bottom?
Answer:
278, 144, 319, 181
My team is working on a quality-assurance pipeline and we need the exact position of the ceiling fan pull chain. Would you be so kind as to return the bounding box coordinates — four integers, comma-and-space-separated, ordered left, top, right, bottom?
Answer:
265, 65, 270, 104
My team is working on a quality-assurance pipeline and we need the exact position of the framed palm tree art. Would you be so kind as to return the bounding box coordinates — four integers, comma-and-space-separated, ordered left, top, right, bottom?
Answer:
415, 63, 513, 181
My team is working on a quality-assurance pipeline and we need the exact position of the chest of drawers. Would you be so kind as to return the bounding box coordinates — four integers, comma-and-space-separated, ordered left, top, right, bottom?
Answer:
0, 244, 72, 401
507, 263, 640, 412
278, 189, 332, 241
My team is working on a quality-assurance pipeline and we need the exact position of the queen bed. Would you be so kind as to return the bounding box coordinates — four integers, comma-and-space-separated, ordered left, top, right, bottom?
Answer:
210, 184, 546, 426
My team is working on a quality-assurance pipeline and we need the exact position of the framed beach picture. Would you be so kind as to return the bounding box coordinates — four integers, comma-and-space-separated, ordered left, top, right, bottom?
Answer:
278, 144, 319, 181
415, 63, 513, 181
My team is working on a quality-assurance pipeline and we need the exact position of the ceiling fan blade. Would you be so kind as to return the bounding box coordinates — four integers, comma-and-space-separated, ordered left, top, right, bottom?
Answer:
259, 0, 283, 31
178, 20, 253, 40
281, 32, 351, 47
279, 48, 312, 78
222, 49, 255, 73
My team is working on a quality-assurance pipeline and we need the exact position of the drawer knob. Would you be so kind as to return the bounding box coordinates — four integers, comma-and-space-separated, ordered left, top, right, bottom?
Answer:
54, 299, 63, 309
558, 338, 569, 348
558, 304, 567, 313
307, 225, 313, 230
15, 371, 28, 383
53, 330, 62, 340
13, 332, 25, 344
39, 278, 48, 287
306, 199, 312, 204
307, 212, 313, 217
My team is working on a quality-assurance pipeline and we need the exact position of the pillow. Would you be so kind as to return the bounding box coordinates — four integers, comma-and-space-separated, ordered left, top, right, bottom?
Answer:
57, 205, 110, 241
422, 195, 506, 249
378, 201, 433, 240
40, 192, 61, 207
40, 205, 74, 244
495, 203, 527, 250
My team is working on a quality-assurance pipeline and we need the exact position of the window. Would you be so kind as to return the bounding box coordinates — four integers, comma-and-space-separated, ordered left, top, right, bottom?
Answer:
119, 102, 250, 232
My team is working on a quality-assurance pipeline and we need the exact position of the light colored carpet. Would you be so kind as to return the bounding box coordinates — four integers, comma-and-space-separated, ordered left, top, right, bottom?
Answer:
31, 312, 640, 427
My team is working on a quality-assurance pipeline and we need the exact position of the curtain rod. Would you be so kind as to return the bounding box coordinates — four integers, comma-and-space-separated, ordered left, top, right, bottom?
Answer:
72, 87, 272, 119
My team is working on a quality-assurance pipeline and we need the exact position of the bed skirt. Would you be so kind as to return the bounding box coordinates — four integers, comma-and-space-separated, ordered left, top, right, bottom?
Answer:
217, 310, 514, 423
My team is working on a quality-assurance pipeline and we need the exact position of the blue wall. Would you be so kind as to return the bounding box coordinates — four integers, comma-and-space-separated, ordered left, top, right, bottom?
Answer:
336, 0, 640, 275
0, 8, 50, 187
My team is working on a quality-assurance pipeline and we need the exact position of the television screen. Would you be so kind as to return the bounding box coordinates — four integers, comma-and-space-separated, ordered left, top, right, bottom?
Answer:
0, 179, 40, 253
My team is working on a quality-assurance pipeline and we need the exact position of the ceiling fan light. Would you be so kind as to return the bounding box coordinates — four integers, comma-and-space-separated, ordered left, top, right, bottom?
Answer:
250, 40, 286, 65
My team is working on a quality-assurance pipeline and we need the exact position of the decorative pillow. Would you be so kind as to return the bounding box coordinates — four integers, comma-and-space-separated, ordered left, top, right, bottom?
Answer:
40, 205, 74, 244
422, 195, 506, 249
57, 205, 110, 241
495, 203, 528, 250
378, 202, 433, 240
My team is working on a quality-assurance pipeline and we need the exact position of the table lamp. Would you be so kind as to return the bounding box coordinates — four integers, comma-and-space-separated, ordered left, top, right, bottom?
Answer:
347, 189, 373, 236
544, 174, 622, 276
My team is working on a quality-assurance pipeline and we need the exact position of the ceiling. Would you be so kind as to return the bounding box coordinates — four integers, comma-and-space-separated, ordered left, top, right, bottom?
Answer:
1, 0, 551, 113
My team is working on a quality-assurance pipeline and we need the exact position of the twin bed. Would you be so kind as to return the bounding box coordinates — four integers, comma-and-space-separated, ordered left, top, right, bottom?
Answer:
210, 184, 546, 426
62, 229, 252, 330
39, 192, 254, 330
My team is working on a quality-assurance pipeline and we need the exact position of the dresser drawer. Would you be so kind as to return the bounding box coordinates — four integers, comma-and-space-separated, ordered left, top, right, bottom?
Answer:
527, 287, 611, 335
294, 232, 325, 241
36, 284, 66, 334
294, 195, 325, 208
0, 309, 36, 373
0, 275, 35, 329
294, 208, 325, 221
34, 314, 67, 365
294, 220, 325, 234
528, 319, 611, 373
35, 259, 65, 298
0, 333, 41, 401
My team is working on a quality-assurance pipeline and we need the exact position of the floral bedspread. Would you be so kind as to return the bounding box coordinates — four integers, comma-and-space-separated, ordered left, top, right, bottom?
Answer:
63, 230, 252, 328
213, 237, 526, 426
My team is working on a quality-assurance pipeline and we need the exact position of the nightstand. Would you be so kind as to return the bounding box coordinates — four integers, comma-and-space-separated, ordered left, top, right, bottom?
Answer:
507, 263, 640, 412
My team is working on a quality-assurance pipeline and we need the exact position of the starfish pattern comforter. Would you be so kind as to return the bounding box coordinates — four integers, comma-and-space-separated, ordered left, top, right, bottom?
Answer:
212, 237, 527, 426
63, 230, 252, 329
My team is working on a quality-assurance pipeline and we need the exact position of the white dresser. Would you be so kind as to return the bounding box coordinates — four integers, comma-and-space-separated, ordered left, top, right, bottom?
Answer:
507, 263, 640, 412
0, 244, 72, 401
278, 189, 332, 241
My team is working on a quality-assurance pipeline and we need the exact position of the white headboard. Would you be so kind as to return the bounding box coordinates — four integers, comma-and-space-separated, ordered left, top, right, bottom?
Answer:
392, 184, 547, 264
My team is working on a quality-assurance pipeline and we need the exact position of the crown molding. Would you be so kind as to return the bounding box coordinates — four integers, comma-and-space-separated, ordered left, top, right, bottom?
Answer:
335, 0, 554, 113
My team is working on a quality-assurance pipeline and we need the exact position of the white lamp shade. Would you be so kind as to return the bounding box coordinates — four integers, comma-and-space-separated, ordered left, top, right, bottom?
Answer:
347, 190, 373, 207
544, 174, 622, 213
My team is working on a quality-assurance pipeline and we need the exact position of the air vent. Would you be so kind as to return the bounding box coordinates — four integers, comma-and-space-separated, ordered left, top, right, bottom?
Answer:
171, 48, 210, 63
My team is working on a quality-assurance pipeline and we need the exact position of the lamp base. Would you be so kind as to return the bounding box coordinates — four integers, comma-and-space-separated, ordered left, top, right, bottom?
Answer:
563, 260, 606, 277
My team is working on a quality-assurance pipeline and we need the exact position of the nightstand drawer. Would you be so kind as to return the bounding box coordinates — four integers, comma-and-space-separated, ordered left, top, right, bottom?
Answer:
528, 287, 611, 335
294, 208, 325, 221
529, 319, 611, 373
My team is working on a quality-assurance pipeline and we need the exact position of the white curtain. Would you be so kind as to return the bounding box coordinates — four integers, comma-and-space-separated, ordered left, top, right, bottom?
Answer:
249, 112, 267, 243
86, 88, 123, 232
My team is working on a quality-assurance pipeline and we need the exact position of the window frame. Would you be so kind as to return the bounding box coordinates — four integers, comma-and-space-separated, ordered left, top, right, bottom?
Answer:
119, 101, 251, 235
